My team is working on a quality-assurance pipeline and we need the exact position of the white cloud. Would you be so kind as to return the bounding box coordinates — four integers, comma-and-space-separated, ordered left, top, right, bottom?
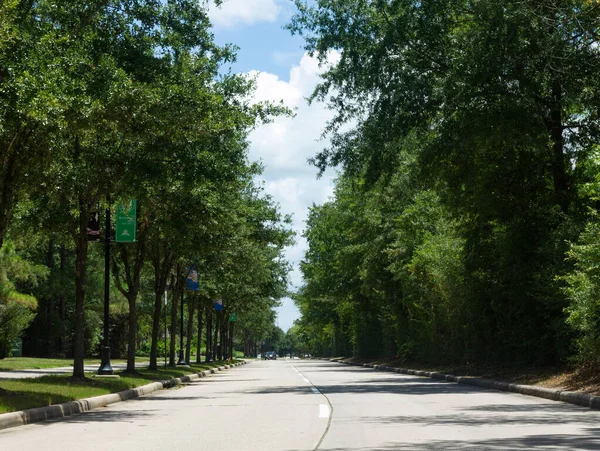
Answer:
248, 52, 341, 180
208, 0, 281, 29
272, 50, 305, 67
247, 52, 341, 331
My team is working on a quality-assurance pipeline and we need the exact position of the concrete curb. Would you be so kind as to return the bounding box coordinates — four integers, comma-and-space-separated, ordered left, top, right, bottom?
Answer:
324, 359, 600, 410
0, 361, 248, 431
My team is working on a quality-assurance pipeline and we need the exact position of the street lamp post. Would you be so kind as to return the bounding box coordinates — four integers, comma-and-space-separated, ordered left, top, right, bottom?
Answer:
177, 283, 187, 366
164, 288, 168, 370
98, 196, 113, 375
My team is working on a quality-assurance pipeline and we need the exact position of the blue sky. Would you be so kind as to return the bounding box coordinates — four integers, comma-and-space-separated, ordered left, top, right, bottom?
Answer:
207, 0, 339, 332
212, 9, 305, 79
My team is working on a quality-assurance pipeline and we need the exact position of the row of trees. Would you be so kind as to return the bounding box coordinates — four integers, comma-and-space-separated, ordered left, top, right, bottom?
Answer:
0, 1, 293, 376
292, 0, 600, 365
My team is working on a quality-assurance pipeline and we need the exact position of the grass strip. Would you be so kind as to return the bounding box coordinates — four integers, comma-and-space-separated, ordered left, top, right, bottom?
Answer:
0, 358, 79, 371
0, 357, 149, 371
0, 360, 237, 414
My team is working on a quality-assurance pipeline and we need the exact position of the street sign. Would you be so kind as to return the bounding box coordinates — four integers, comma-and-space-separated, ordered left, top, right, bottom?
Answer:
229, 312, 236, 322
116, 200, 137, 243
186, 266, 199, 291
214, 299, 223, 311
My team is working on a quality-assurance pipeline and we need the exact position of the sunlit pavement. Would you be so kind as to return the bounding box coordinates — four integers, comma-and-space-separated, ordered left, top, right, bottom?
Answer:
294, 360, 600, 450
0, 360, 327, 451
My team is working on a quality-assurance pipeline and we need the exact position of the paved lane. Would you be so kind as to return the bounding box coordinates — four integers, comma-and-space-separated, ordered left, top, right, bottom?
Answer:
0, 361, 328, 451
290, 360, 600, 450
3, 359, 599, 450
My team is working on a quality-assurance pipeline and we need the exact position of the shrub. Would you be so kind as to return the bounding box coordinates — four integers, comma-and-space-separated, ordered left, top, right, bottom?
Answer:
0, 301, 34, 358
0, 241, 40, 359
562, 219, 600, 363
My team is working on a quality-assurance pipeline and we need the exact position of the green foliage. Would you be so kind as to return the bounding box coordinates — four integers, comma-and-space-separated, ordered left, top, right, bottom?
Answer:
563, 218, 600, 363
0, 240, 43, 358
0, 303, 34, 359
0, 0, 293, 371
292, 0, 600, 365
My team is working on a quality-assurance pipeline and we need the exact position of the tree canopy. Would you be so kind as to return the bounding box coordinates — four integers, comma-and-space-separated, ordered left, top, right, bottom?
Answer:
292, 0, 600, 365
0, 0, 293, 373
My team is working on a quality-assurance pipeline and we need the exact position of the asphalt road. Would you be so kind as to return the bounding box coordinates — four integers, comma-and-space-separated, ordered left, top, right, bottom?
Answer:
1, 359, 599, 450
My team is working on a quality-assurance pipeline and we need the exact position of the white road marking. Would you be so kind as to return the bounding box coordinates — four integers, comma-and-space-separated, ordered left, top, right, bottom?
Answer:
302, 377, 310, 383
311, 387, 320, 394
319, 404, 330, 418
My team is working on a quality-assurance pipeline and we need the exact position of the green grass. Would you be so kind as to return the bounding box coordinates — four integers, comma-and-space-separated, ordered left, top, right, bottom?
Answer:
0, 357, 149, 371
0, 360, 235, 413
0, 357, 78, 371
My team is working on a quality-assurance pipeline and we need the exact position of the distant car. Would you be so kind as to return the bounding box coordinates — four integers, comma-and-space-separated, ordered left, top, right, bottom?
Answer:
265, 351, 277, 360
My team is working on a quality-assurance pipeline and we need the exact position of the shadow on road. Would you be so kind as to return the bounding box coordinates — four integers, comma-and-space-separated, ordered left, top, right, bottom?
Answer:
296, 427, 600, 450
237, 376, 484, 397
41, 409, 154, 425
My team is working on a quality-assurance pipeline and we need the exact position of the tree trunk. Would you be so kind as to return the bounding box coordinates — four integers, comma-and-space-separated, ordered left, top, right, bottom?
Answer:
196, 300, 203, 364
228, 322, 234, 361
185, 295, 195, 363
72, 203, 90, 379
169, 276, 181, 366
126, 293, 137, 372
205, 306, 212, 362
150, 289, 163, 371
58, 244, 66, 356
218, 315, 225, 360
549, 77, 568, 213
112, 240, 147, 373
0, 146, 19, 252
46, 239, 55, 357
222, 319, 229, 360
149, 248, 173, 371
214, 311, 220, 360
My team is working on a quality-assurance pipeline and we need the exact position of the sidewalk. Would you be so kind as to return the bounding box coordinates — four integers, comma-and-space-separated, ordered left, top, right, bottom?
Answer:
0, 361, 246, 431
0, 362, 149, 380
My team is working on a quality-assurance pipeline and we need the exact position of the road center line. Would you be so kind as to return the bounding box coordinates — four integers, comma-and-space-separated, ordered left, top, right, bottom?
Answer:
287, 360, 334, 450
319, 404, 330, 418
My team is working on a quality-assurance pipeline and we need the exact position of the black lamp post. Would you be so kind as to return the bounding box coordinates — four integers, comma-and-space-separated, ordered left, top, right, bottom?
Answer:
177, 282, 187, 366
164, 287, 168, 370
98, 196, 113, 375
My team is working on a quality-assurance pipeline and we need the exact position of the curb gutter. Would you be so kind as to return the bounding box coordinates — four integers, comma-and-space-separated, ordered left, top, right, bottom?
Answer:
0, 361, 248, 431
326, 359, 600, 410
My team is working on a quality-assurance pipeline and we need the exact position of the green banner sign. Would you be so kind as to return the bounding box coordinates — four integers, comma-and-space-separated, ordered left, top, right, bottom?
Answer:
116, 200, 137, 243
229, 312, 236, 322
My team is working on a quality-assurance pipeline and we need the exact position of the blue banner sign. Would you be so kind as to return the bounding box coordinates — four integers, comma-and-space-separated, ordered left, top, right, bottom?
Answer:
186, 266, 199, 291
214, 299, 223, 311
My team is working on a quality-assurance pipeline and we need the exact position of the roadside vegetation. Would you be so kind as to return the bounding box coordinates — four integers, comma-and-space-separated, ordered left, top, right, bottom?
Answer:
0, 357, 148, 371
0, 1, 294, 378
336, 357, 600, 397
291, 0, 600, 373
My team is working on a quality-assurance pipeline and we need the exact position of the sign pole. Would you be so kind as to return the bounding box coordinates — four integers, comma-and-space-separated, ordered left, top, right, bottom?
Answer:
164, 289, 168, 370
177, 280, 188, 366
98, 195, 114, 375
